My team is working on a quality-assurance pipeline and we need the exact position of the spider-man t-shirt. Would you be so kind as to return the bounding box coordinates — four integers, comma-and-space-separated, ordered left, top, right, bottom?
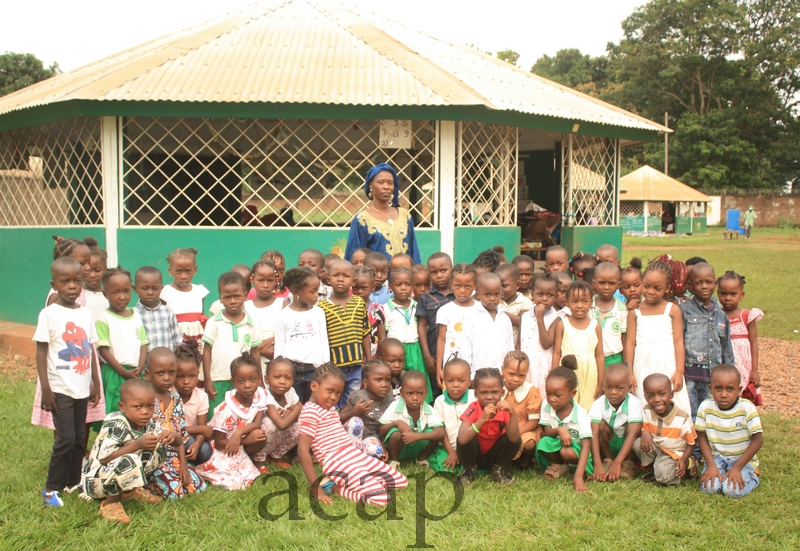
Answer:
33, 304, 97, 399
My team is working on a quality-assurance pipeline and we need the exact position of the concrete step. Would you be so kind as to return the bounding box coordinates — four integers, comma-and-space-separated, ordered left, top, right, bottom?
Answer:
0, 321, 36, 359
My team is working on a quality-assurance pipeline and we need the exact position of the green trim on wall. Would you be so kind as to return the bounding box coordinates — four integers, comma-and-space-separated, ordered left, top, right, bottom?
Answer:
0, 227, 440, 325
0, 227, 106, 325
561, 226, 622, 258
0, 100, 660, 142
453, 226, 521, 264
117, 227, 440, 307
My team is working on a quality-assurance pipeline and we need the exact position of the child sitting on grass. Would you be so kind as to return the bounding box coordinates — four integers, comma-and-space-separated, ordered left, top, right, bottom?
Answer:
457, 368, 520, 486
257, 357, 301, 471
432, 359, 474, 473
379, 370, 445, 471
144, 347, 207, 499
535, 355, 593, 493
339, 359, 394, 460
82, 379, 168, 524
501, 351, 542, 469
298, 364, 408, 507
198, 353, 267, 489
589, 364, 642, 482
634, 373, 697, 485
697, 364, 763, 499
173, 344, 213, 465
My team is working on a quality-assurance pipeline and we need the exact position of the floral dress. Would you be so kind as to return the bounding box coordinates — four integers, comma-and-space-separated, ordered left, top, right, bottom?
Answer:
196, 389, 266, 490
147, 391, 207, 499
729, 308, 764, 392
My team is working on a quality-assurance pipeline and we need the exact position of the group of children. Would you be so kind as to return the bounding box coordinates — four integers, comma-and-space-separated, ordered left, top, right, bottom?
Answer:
34, 235, 765, 522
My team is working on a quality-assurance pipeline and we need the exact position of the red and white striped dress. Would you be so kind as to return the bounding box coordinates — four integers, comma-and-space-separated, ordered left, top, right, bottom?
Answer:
299, 401, 407, 506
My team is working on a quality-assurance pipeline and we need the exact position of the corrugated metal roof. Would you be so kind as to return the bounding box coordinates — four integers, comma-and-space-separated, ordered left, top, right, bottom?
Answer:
0, 0, 667, 134
620, 165, 710, 202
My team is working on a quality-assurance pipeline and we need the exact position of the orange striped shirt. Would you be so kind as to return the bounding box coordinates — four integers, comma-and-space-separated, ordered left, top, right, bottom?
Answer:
641, 403, 697, 460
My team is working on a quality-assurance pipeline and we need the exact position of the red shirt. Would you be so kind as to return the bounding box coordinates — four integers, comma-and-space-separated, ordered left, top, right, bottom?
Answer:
460, 401, 510, 454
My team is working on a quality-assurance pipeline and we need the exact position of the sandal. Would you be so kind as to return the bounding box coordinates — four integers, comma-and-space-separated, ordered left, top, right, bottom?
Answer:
100, 501, 131, 524
388, 460, 401, 471
685, 457, 698, 479
267, 456, 291, 469
415, 459, 430, 468
122, 487, 163, 505
543, 463, 569, 480
641, 470, 656, 484
620, 460, 637, 479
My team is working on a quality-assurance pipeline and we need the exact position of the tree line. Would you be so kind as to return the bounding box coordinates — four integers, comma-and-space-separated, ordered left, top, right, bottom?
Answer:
518, 0, 798, 190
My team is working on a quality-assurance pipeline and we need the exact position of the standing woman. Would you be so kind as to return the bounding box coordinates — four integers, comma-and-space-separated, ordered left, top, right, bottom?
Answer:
344, 163, 421, 265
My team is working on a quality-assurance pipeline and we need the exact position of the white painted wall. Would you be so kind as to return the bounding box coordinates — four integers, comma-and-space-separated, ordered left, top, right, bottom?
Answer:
707, 196, 722, 226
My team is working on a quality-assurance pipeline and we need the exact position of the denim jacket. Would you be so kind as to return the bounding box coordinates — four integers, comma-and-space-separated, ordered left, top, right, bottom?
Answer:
680, 296, 735, 381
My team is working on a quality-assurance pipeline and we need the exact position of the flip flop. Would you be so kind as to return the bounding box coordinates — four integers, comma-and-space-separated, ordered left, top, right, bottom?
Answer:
543, 463, 569, 480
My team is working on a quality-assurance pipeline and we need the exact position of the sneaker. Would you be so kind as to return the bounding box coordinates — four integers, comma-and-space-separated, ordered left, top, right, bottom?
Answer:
491, 465, 515, 486
122, 487, 163, 504
641, 470, 656, 484
319, 477, 335, 496
43, 490, 64, 507
457, 466, 477, 487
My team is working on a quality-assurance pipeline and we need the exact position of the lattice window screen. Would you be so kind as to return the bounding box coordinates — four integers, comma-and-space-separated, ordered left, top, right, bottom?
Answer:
561, 134, 618, 226
620, 201, 642, 217
647, 202, 663, 217
457, 122, 518, 226
120, 117, 436, 228
0, 117, 103, 226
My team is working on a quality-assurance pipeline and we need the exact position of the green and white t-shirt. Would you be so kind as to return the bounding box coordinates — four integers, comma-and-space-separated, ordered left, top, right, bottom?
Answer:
591, 296, 627, 357
202, 311, 262, 382
96, 310, 148, 366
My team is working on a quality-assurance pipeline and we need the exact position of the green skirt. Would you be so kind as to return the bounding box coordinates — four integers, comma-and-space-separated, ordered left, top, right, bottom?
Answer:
207, 380, 235, 414
403, 342, 433, 403
604, 352, 623, 367
428, 444, 463, 474
535, 435, 594, 475
101, 363, 137, 415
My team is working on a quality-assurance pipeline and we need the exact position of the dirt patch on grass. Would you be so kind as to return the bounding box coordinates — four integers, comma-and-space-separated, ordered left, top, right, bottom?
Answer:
759, 337, 800, 416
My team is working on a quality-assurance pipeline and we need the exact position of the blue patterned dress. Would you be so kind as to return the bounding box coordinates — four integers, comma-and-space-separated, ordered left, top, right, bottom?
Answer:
344, 208, 421, 264
147, 391, 207, 499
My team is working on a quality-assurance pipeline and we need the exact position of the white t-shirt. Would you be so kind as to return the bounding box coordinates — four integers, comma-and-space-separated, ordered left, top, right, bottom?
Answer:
588, 393, 643, 439
432, 389, 475, 449
274, 306, 330, 366
435, 302, 480, 363
379, 398, 443, 432
459, 304, 514, 375
83, 290, 108, 324
245, 298, 285, 369
265, 386, 300, 411
499, 293, 533, 344
201, 311, 262, 381
96, 310, 149, 367
540, 399, 593, 441
160, 284, 209, 315
33, 304, 98, 399
383, 299, 419, 344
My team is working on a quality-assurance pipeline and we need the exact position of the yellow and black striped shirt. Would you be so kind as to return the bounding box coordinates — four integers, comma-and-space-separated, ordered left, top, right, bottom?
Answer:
319, 296, 370, 368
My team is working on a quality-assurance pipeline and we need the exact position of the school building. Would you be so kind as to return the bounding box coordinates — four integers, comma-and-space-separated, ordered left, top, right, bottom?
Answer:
0, 0, 667, 325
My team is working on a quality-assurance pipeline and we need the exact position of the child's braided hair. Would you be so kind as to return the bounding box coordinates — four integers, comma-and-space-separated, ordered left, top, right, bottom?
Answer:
51, 235, 87, 260
651, 254, 688, 295
83, 236, 108, 264
230, 351, 261, 378
167, 248, 198, 265
622, 256, 643, 275
717, 270, 746, 288
313, 362, 345, 383
101, 266, 131, 286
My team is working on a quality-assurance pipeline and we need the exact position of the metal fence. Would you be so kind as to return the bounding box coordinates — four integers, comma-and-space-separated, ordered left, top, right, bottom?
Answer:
120, 117, 437, 228
561, 133, 618, 226
457, 122, 518, 226
0, 117, 104, 226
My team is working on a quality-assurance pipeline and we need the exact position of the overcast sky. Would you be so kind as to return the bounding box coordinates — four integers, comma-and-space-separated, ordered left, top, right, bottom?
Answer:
3, 0, 645, 72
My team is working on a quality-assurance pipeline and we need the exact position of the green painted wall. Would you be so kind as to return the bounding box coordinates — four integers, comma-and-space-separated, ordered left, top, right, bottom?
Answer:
676, 216, 692, 234
117, 228, 441, 303
561, 226, 622, 257
0, 227, 440, 325
693, 217, 707, 234
453, 226, 521, 264
1, 227, 106, 325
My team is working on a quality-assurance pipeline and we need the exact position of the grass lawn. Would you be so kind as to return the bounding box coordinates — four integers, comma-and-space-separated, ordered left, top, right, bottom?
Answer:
2, 373, 800, 550
622, 227, 800, 342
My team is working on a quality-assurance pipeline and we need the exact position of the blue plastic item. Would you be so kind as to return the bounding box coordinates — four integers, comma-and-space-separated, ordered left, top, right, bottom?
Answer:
726, 209, 741, 231
740, 228, 745, 235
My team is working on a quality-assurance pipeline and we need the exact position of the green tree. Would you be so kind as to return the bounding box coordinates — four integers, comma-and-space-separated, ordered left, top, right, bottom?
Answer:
0, 52, 59, 97
496, 49, 520, 66
530, 48, 608, 97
